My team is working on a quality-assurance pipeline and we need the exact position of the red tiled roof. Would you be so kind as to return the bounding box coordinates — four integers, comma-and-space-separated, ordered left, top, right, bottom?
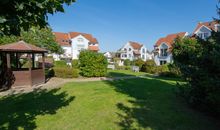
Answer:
53, 32, 71, 46
193, 21, 218, 34
69, 32, 98, 43
88, 46, 99, 51
155, 32, 187, 47
0, 41, 47, 52
129, 41, 143, 50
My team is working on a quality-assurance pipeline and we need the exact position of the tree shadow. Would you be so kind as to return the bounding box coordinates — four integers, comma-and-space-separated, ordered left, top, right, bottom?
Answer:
104, 73, 220, 130
0, 88, 74, 130
107, 72, 135, 78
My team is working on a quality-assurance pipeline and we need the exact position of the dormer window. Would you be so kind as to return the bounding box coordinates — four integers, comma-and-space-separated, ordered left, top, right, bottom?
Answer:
160, 44, 168, 57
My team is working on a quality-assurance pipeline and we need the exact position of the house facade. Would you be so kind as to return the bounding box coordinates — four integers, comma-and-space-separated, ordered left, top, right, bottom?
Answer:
154, 32, 188, 66
104, 52, 115, 63
53, 32, 99, 60
193, 21, 220, 40
117, 41, 152, 65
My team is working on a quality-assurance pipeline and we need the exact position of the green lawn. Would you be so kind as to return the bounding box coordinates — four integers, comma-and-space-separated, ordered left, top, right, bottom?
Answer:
0, 72, 219, 130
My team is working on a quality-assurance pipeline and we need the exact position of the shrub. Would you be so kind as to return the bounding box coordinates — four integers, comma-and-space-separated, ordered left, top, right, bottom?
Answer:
53, 67, 79, 78
54, 60, 67, 67
156, 64, 169, 74
141, 60, 156, 74
167, 64, 181, 77
125, 66, 131, 70
124, 59, 131, 66
133, 59, 145, 68
72, 59, 79, 69
79, 50, 107, 77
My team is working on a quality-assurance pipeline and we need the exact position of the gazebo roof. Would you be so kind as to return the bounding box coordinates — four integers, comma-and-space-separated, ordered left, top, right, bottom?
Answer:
0, 41, 47, 53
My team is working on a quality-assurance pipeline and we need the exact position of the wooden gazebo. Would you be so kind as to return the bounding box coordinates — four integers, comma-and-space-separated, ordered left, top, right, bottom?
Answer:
0, 41, 47, 88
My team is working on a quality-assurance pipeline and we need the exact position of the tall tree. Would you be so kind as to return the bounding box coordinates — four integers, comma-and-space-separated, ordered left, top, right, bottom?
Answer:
0, 27, 63, 53
171, 1, 220, 117
0, 0, 75, 36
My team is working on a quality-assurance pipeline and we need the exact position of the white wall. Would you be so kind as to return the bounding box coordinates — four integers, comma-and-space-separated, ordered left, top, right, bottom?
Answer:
120, 42, 134, 61
154, 42, 172, 66
154, 54, 172, 66
71, 35, 89, 59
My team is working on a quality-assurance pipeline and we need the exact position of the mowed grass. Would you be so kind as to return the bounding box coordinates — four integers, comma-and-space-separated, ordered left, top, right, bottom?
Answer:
0, 74, 219, 129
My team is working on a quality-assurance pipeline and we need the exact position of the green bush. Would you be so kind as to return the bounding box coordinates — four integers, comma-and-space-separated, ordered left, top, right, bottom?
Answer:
125, 66, 131, 70
79, 50, 107, 77
124, 59, 131, 66
156, 64, 169, 74
133, 59, 145, 68
54, 67, 79, 78
54, 60, 67, 67
141, 60, 156, 74
72, 59, 79, 69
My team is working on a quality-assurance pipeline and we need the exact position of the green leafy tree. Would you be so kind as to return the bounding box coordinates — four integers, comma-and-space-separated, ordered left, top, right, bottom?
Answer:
0, 27, 63, 53
172, 34, 220, 116
0, 0, 75, 36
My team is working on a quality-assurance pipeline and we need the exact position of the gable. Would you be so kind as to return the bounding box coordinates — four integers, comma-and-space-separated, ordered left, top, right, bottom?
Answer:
71, 35, 90, 43
195, 25, 212, 34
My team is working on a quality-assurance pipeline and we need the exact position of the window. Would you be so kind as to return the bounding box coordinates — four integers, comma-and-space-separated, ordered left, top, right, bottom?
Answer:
142, 55, 145, 59
129, 54, 131, 58
124, 54, 127, 58
160, 48, 168, 57
124, 48, 127, 51
77, 38, 84, 42
129, 48, 132, 51
77, 44, 85, 50
204, 33, 209, 39
142, 49, 145, 53
198, 33, 210, 39
160, 60, 167, 65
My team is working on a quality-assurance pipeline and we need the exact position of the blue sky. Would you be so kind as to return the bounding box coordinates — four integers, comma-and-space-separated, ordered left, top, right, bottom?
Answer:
48, 0, 218, 52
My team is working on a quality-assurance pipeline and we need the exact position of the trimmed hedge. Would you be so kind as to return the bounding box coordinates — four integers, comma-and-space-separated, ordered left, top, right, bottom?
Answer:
54, 67, 79, 78
54, 60, 67, 67
79, 50, 108, 77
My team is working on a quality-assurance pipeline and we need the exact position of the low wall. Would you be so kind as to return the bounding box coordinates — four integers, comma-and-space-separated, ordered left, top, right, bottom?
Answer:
12, 69, 45, 88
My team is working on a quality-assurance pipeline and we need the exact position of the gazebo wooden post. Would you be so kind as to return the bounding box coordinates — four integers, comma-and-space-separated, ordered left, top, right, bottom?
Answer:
15, 53, 19, 69
42, 53, 45, 82
6, 53, 11, 69
28, 53, 32, 86
32, 53, 35, 69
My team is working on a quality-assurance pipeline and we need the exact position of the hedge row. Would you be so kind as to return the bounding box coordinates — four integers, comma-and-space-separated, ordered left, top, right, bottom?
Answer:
53, 67, 79, 78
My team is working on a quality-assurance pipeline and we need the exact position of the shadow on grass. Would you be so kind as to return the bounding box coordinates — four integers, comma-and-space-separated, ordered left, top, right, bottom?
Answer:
104, 72, 220, 130
0, 88, 74, 130
107, 72, 135, 78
